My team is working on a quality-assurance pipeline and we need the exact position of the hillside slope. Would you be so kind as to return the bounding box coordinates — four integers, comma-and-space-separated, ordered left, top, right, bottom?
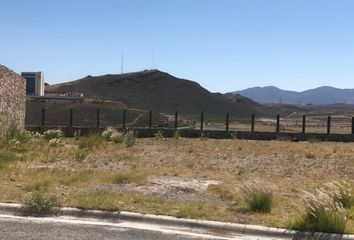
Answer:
47, 70, 261, 118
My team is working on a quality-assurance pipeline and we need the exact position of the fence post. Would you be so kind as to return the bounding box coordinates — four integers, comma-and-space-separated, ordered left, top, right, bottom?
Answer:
352, 117, 354, 134
302, 115, 306, 134
174, 112, 178, 130
149, 111, 152, 129
96, 109, 100, 128
41, 108, 45, 127
226, 113, 229, 131
200, 112, 204, 131
327, 116, 331, 135
122, 109, 126, 129
69, 108, 73, 128
251, 114, 255, 133
276, 114, 280, 133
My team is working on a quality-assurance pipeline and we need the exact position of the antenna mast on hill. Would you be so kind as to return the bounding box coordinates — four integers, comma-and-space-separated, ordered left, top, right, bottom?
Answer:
151, 46, 155, 69
151, 46, 155, 70
121, 52, 124, 74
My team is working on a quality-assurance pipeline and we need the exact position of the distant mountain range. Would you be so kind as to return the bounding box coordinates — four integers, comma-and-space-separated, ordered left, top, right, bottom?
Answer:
233, 86, 354, 105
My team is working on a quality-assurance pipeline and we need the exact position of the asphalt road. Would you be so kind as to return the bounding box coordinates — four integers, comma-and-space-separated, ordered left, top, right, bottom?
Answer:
0, 215, 252, 240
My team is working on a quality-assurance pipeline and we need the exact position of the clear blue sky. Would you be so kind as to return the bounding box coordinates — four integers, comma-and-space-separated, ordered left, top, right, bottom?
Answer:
1, 0, 354, 93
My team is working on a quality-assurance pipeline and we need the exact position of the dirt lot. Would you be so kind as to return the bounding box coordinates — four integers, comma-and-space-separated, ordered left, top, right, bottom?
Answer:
0, 136, 353, 232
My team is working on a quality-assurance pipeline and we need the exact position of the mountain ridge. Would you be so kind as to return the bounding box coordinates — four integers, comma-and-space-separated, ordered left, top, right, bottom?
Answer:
233, 86, 354, 105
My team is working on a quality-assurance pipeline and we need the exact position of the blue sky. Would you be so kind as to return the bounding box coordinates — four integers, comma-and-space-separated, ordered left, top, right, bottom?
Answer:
1, 0, 354, 93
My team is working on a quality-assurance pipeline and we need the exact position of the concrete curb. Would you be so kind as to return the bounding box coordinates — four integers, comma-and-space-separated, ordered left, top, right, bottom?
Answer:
0, 203, 353, 239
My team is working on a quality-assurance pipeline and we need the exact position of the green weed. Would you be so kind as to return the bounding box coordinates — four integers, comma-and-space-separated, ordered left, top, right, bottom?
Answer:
22, 191, 60, 216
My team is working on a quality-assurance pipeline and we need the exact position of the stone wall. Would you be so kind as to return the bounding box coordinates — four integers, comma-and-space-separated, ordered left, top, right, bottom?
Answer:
0, 65, 26, 129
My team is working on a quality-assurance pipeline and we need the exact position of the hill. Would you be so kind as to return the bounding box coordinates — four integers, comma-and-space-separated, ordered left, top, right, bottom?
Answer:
234, 86, 354, 105
46, 70, 263, 118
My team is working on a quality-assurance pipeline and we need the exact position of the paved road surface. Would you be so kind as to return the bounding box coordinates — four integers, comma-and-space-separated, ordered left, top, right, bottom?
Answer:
0, 215, 271, 240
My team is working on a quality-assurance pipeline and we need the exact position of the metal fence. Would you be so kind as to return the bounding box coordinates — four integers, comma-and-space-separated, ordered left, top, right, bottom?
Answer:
25, 107, 354, 135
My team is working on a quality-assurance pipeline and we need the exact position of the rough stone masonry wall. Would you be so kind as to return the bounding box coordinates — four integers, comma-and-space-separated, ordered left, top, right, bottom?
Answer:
0, 65, 26, 129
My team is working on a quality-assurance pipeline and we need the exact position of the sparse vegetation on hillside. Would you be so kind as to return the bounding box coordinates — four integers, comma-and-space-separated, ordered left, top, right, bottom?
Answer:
44, 70, 295, 119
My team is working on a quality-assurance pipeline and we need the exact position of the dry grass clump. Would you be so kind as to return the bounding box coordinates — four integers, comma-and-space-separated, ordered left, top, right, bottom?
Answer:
75, 147, 89, 162
101, 128, 123, 143
101, 128, 114, 141
241, 178, 274, 213
75, 132, 103, 161
124, 131, 136, 147
293, 188, 348, 234
321, 180, 352, 209
292, 181, 352, 234
78, 132, 103, 150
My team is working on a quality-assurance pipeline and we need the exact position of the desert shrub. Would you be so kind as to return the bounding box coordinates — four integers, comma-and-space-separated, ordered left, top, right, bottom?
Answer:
102, 128, 114, 141
43, 129, 63, 141
111, 132, 124, 144
321, 180, 352, 209
293, 189, 348, 234
22, 191, 60, 216
78, 132, 103, 150
48, 138, 61, 147
5, 123, 32, 144
241, 178, 274, 213
124, 131, 136, 147
31, 132, 45, 142
102, 128, 124, 144
75, 147, 89, 162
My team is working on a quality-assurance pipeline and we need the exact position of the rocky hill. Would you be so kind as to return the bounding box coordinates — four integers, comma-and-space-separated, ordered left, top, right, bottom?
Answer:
46, 70, 262, 118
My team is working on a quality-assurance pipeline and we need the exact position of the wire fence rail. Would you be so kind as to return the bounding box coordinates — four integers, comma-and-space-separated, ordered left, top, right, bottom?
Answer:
25, 107, 354, 138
